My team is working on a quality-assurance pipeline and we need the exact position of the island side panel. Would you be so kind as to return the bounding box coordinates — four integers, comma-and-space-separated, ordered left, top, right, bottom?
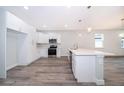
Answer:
74, 55, 96, 82
95, 55, 105, 85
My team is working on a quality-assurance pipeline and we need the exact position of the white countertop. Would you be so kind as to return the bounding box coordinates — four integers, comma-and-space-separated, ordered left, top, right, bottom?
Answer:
69, 48, 115, 56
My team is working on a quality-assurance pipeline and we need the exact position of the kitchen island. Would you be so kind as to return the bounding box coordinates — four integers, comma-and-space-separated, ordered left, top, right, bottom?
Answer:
68, 49, 114, 85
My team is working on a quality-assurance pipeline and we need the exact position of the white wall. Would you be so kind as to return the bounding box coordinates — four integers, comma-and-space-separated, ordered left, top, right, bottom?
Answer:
0, 8, 6, 78
26, 26, 41, 63
6, 31, 18, 70
43, 30, 124, 56
6, 12, 41, 67
96, 30, 124, 55
17, 33, 28, 65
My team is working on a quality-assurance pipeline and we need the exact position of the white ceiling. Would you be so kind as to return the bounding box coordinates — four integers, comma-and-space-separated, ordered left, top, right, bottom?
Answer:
2, 6, 124, 30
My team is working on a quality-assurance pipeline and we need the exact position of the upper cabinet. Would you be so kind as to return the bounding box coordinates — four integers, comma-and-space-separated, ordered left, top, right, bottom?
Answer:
6, 12, 22, 31
56, 34, 61, 44
49, 33, 61, 43
37, 32, 49, 44
6, 12, 28, 34
36, 32, 61, 44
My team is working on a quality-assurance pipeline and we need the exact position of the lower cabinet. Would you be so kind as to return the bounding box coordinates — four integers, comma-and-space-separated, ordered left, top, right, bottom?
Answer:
71, 54, 104, 85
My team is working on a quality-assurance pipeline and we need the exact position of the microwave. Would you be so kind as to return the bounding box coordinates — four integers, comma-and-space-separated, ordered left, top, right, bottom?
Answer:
49, 39, 57, 44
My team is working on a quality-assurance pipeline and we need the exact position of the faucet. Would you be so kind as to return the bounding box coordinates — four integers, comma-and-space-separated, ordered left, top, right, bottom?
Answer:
73, 43, 78, 50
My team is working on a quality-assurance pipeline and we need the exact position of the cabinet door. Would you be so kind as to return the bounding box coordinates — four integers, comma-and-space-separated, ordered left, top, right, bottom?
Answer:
72, 54, 77, 79
37, 33, 49, 43
75, 56, 96, 82
6, 12, 21, 31
72, 55, 74, 74
57, 36, 61, 43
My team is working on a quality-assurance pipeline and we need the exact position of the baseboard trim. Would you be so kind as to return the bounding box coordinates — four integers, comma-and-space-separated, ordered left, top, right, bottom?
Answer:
61, 56, 68, 58
95, 79, 105, 85
105, 55, 124, 58
31, 57, 42, 63
6, 63, 17, 71
18, 62, 29, 66
18, 57, 42, 66
26, 57, 42, 66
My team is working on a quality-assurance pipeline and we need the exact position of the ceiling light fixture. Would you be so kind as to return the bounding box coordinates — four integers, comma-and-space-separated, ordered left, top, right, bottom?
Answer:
64, 24, 68, 27
78, 33, 82, 37
121, 18, 124, 27
78, 19, 82, 22
119, 33, 124, 37
87, 6, 91, 9
67, 5, 71, 8
42, 24, 47, 28
88, 27, 92, 32
24, 6, 29, 10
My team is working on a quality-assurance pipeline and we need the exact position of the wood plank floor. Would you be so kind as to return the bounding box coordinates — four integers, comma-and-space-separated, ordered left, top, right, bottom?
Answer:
104, 57, 124, 86
0, 57, 124, 86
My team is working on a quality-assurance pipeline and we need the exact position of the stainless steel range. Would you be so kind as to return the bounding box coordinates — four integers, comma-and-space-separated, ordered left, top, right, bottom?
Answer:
48, 39, 57, 58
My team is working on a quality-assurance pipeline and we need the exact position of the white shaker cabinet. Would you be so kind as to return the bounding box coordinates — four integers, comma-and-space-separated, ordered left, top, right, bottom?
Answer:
72, 54, 96, 82
6, 12, 22, 31
70, 49, 105, 85
48, 33, 61, 44
57, 35, 61, 43
6, 12, 28, 34
37, 32, 61, 44
37, 32, 49, 44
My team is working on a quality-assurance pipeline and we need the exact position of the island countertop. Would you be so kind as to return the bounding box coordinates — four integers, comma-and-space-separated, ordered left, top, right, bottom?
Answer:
68, 48, 115, 56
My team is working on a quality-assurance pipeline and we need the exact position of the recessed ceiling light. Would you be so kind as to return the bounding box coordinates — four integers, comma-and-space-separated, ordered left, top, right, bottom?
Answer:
78, 33, 82, 37
88, 27, 92, 32
78, 19, 82, 22
42, 24, 47, 28
64, 24, 68, 27
24, 6, 29, 10
67, 5, 71, 8
119, 33, 124, 37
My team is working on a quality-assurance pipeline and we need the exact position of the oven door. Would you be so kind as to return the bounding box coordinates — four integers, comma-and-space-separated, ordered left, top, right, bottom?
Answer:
48, 48, 56, 55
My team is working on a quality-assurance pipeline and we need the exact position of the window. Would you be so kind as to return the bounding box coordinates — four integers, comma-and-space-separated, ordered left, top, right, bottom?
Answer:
121, 38, 124, 48
120, 33, 124, 48
95, 34, 104, 48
